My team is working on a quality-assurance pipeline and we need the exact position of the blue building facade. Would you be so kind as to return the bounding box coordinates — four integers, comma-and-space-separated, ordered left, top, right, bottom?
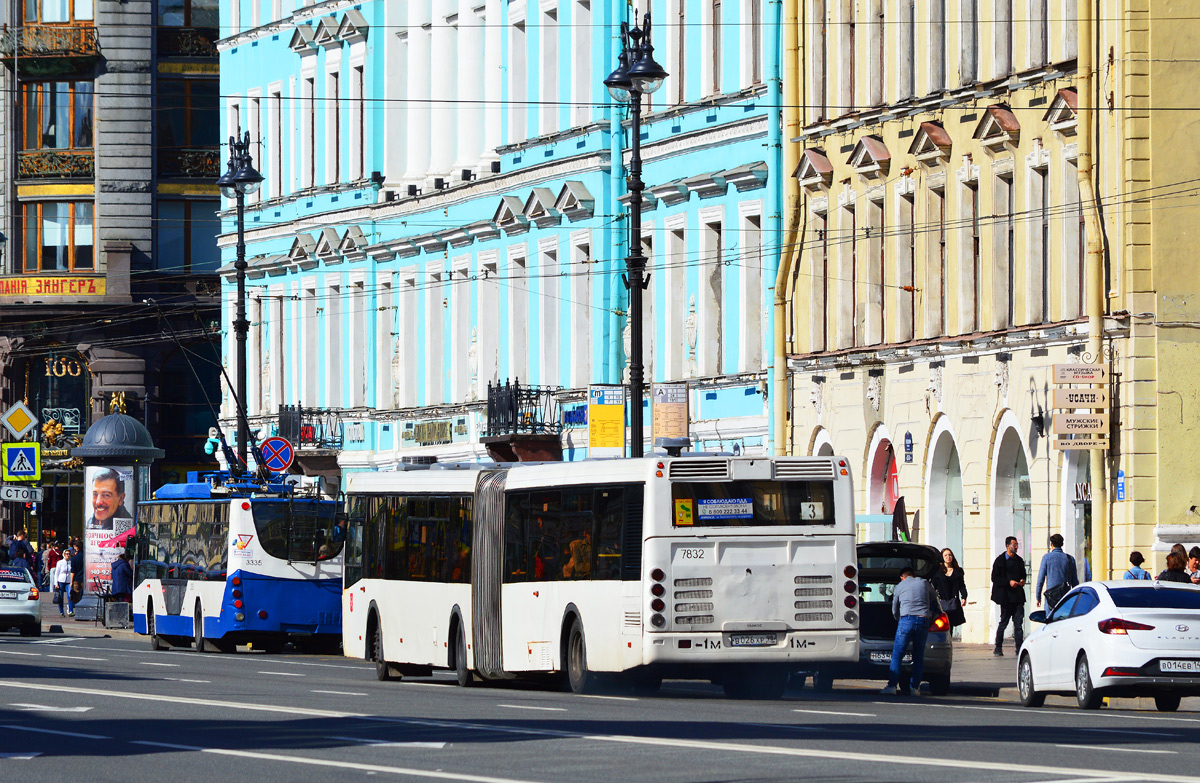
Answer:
216, 0, 781, 484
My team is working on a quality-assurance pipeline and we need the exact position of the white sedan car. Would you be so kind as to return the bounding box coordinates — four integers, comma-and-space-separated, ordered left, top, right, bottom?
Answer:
1019, 580, 1200, 712
0, 566, 41, 636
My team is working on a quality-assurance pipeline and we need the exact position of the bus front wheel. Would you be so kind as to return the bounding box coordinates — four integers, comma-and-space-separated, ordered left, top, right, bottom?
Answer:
565, 618, 593, 694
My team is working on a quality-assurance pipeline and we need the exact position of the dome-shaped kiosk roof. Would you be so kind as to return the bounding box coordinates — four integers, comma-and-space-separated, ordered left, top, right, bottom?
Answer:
71, 412, 165, 462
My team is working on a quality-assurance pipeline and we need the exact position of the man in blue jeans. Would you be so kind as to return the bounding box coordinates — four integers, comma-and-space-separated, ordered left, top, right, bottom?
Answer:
881, 566, 937, 696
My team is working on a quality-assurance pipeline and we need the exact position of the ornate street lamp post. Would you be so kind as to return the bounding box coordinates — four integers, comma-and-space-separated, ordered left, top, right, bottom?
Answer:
605, 13, 667, 458
215, 130, 264, 473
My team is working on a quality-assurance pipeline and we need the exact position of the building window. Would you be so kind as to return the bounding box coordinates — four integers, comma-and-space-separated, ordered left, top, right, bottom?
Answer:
739, 212, 762, 370
998, 173, 1015, 327
747, 0, 762, 85
699, 217, 724, 375
708, 0, 722, 96
157, 0, 218, 56
1030, 0, 1049, 66
22, 201, 93, 272
816, 212, 829, 351
158, 0, 216, 27
22, 0, 93, 23
326, 69, 341, 184
1034, 166, 1049, 322
19, 82, 93, 177
844, 0, 856, 113
669, 0, 686, 105
571, 0, 592, 125
867, 198, 884, 344
930, 0, 945, 92
899, 0, 915, 99
869, 0, 884, 106
931, 187, 946, 335
813, 0, 827, 120
351, 65, 365, 181
157, 78, 220, 177
900, 193, 915, 342
301, 76, 315, 188
538, 241, 559, 386
995, 0, 1013, 77
156, 199, 220, 273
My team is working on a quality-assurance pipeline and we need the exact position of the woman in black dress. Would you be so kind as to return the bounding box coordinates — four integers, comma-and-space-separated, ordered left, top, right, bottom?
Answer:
931, 548, 968, 628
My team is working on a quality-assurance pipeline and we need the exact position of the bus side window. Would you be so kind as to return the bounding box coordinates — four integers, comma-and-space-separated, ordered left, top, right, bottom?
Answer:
504, 493, 528, 582
594, 487, 625, 581
560, 489, 593, 580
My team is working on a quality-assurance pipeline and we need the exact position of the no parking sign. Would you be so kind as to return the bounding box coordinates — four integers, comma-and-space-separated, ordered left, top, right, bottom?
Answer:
259, 436, 295, 473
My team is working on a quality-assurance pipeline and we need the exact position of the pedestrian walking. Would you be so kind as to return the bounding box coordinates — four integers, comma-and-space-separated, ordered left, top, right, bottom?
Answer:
931, 548, 968, 629
880, 566, 939, 696
990, 536, 1027, 657
68, 545, 85, 616
1123, 551, 1152, 580
110, 552, 133, 604
8, 529, 33, 575
1158, 551, 1192, 583
1035, 534, 1079, 609
52, 551, 72, 616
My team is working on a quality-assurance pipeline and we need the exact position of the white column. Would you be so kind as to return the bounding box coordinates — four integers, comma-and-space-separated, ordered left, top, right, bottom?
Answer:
429, 0, 458, 183
480, 0, 503, 168
402, 0, 432, 185
454, 0, 484, 175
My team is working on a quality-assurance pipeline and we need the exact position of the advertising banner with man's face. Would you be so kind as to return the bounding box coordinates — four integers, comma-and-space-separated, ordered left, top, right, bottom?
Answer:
83, 466, 136, 594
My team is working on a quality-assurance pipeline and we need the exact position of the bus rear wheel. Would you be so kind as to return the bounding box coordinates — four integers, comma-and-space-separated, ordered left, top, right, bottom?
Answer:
454, 624, 473, 687
147, 602, 167, 650
193, 607, 213, 653
374, 623, 396, 681
565, 618, 593, 694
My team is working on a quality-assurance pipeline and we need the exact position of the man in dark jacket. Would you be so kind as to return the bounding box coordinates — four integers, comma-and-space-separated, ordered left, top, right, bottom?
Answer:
68, 545, 85, 616
990, 536, 1027, 657
110, 552, 133, 603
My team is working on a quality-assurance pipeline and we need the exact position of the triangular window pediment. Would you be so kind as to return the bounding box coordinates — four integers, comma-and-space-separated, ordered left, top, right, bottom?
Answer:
314, 227, 340, 261
973, 105, 1021, 152
794, 149, 833, 191
288, 233, 315, 261
289, 26, 316, 54
554, 181, 594, 221
338, 226, 367, 259
848, 136, 891, 178
313, 19, 339, 49
908, 121, 952, 166
1044, 88, 1078, 136
523, 187, 561, 227
493, 195, 530, 234
337, 9, 369, 44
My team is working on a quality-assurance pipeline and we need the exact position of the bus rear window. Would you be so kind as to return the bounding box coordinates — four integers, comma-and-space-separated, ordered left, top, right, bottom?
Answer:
670, 480, 835, 527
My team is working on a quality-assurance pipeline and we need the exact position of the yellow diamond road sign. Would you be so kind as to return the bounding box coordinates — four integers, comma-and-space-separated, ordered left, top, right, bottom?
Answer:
1, 402, 37, 439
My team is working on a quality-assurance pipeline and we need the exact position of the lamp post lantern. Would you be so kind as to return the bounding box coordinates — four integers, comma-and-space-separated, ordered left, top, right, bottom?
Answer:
605, 13, 667, 459
215, 129, 264, 474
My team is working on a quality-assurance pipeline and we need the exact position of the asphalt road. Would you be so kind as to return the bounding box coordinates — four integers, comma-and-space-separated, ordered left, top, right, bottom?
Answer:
0, 631, 1196, 783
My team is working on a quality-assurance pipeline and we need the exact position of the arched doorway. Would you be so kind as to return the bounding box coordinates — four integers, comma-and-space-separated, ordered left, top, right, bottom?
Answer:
867, 431, 899, 515
993, 425, 1033, 603
926, 427, 964, 558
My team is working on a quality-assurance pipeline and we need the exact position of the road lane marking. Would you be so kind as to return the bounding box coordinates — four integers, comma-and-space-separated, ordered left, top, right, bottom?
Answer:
497, 704, 567, 712
0, 752, 42, 759
44, 654, 106, 661
1, 724, 110, 740
5, 680, 1178, 782
880, 700, 1200, 725
142, 662, 180, 667
0, 650, 40, 656
130, 741, 543, 783
792, 708, 875, 717
1077, 728, 1180, 738
312, 689, 367, 696
1056, 745, 1177, 755
29, 637, 86, 644
577, 694, 637, 702
10, 703, 92, 713
165, 678, 210, 684
331, 735, 448, 749
258, 671, 305, 677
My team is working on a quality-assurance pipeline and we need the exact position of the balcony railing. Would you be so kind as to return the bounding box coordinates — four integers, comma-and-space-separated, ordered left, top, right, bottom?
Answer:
157, 26, 219, 58
0, 24, 100, 76
18, 149, 94, 179
158, 147, 220, 179
485, 379, 563, 438
278, 405, 344, 450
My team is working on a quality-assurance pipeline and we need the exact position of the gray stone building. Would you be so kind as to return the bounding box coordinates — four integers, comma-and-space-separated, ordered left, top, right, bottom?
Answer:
0, 0, 221, 541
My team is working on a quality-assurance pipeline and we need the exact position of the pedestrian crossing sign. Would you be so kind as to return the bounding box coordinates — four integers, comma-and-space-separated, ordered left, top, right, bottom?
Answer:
2, 443, 40, 482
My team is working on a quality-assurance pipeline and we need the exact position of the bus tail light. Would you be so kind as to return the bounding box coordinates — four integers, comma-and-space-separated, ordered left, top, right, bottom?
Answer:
232, 589, 242, 599
650, 614, 665, 628
843, 565, 857, 579
929, 613, 950, 632
843, 595, 856, 608
843, 581, 856, 594
231, 576, 241, 586
844, 611, 857, 624
650, 598, 665, 612
650, 583, 665, 597
650, 568, 665, 582
234, 600, 243, 609
258, 610, 268, 620
235, 612, 245, 621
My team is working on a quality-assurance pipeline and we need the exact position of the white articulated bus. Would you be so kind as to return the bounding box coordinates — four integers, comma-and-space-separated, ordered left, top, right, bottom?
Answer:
342, 455, 859, 697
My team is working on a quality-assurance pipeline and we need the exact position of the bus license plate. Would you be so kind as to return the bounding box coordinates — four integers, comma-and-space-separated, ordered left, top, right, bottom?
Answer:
1160, 660, 1200, 673
730, 633, 777, 647
0, 591, 17, 599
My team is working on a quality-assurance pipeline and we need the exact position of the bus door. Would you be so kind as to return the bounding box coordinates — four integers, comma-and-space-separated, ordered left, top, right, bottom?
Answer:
471, 469, 510, 680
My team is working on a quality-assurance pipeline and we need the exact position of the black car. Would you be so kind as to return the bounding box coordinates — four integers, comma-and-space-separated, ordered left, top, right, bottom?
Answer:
808, 542, 953, 695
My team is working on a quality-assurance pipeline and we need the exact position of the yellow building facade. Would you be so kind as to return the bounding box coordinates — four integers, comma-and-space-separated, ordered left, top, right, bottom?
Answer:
779, 1, 1200, 643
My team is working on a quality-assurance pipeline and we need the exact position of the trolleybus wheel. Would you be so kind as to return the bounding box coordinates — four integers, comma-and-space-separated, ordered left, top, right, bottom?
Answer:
454, 624, 473, 687
566, 618, 592, 694
374, 623, 395, 681
147, 602, 167, 651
